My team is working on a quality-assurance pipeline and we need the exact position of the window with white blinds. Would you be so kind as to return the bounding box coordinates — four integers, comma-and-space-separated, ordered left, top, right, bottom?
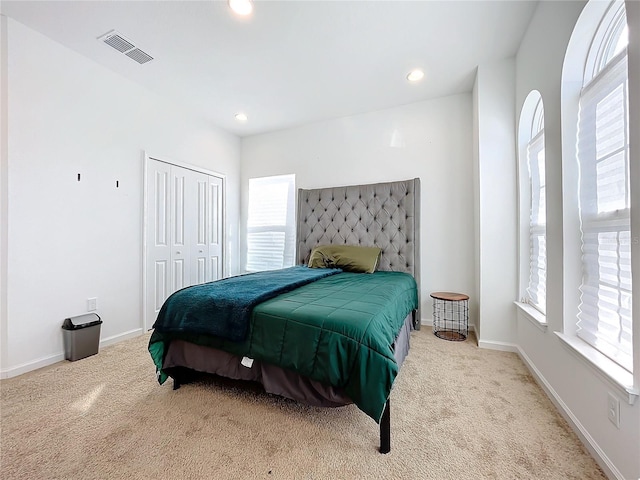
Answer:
526, 125, 546, 313
246, 174, 296, 272
576, 21, 632, 372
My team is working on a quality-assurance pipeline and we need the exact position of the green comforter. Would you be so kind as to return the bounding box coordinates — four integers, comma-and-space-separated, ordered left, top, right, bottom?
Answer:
149, 271, 418, 422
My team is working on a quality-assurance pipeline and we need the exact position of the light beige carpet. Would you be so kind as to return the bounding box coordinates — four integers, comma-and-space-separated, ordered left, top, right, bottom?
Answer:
1, 329, 606, 480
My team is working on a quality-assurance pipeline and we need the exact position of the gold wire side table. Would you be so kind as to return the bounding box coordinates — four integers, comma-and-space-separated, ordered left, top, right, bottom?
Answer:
430, 292, 469, 341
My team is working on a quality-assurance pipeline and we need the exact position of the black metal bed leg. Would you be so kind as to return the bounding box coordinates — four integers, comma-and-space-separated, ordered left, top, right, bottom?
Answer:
173, 377, 181, 390
379, 399, 391, 454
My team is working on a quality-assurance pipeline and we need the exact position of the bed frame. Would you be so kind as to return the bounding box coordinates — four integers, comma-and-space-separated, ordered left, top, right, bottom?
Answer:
172, 178, 421, 454
295, 178, 421, 453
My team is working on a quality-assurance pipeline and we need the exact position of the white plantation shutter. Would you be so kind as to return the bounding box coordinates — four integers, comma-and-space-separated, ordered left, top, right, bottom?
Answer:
526, 131, 546, 313
246, 175, 296, 272
577, 51, 632, 372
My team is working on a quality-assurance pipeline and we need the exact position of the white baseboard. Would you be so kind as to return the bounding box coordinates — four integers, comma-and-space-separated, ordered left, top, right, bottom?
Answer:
0, 328, 144, 379
420, 318, 515, 352
0, 352, 65, 379
100, 328, 143, 348
516, 346, 624, 480
477, 339, 518, 352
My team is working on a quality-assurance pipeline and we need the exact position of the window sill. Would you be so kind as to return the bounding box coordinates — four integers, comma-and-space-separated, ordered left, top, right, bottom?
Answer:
514, 301, 548, 332
555, 332, 638, 405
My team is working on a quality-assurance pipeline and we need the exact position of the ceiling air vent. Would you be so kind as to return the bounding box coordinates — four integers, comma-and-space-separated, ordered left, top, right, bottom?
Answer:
125, 48, 153, 65
98, 30, 154, 65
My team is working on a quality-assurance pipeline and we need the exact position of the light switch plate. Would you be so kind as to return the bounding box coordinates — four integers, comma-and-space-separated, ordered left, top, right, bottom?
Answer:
87, 297, 97, 312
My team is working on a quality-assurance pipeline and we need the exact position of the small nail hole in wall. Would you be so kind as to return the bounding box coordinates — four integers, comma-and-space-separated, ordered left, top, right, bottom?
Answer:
77, 173, 81, 181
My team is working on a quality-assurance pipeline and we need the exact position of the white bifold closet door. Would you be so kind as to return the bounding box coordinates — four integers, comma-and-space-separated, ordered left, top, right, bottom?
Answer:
145, 157, 223, 331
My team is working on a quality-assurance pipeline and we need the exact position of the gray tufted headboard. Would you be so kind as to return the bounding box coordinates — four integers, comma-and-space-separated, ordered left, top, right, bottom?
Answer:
296, 178, 421, 327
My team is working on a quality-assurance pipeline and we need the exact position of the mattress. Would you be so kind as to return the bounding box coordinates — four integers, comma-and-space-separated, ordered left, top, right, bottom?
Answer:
149, 270, 418, 421
162, 312, 413, 409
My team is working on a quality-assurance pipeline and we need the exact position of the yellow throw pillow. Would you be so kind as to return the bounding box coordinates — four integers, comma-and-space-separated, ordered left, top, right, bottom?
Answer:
308, 245, 382, 273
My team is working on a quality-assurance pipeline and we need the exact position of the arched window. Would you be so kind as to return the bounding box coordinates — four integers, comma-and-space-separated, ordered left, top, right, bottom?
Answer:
519, 92, 546, 314
575, 0, 631, 372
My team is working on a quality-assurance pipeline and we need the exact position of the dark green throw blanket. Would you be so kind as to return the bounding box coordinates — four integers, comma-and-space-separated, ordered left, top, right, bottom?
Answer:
153, 266, 341, 342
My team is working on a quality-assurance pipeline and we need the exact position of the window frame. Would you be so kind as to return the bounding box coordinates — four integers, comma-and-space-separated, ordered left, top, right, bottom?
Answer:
517, 91, 547, 322
559, 0, 637, 401
526, 127, 547, 315
576, 47, 632, 373
245, 174, 296, 273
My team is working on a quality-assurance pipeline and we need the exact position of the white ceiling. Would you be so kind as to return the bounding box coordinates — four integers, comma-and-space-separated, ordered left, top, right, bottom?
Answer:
1, 0, 538, 137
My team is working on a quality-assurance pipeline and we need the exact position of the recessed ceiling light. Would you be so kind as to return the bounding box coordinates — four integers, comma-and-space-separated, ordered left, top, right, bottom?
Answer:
229, 0, 253, 16
406, 69, 424, 82
235, 113, 248, 122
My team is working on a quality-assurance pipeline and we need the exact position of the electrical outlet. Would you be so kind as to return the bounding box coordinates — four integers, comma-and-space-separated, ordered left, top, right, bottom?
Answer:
607, 392, 620, 428
87, 297, 97, 312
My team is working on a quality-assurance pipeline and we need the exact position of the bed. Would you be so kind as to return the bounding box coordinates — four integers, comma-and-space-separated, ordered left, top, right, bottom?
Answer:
148, 178, 421, 453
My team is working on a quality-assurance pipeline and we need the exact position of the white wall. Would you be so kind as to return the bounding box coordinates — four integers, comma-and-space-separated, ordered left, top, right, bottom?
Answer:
473, 58, 518, 349
1, 18, 241, 376
241, 95, 475, 323
1, 15, 8, 372
515, 2, 640, 479
628, 0, 640, 418
472, 75, 481, 341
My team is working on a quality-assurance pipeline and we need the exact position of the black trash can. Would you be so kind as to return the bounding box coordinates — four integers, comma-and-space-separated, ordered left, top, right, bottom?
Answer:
61, 313, 102, 361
